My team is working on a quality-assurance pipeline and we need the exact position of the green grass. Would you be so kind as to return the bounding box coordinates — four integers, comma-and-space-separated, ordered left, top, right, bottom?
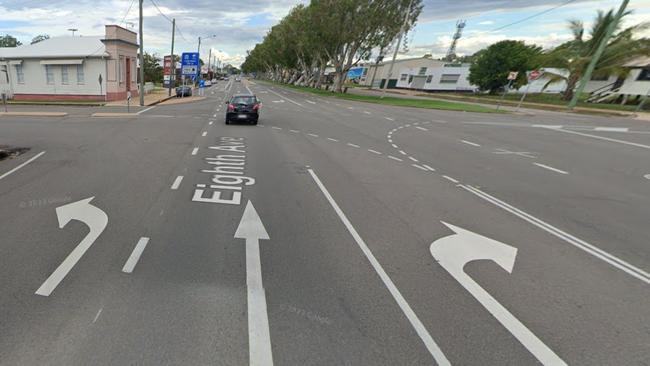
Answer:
260, 80, 503, 114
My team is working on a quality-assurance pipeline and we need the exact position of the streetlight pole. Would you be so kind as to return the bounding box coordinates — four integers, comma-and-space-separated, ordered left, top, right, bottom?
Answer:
568, 0, 629, 110
138, 0, 145, 106
380, 0, 413, 99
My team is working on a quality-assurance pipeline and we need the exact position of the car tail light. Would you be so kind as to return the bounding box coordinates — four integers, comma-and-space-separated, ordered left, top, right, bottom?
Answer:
227, 103, 235, 111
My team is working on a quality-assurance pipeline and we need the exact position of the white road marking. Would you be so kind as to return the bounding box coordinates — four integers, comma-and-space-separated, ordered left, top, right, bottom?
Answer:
136, 106, 156, 115
442, 175, 459, 183
431, 224, 567, 366
408, 156, 419, 162
368, 149, 382, 155
544, 127, 650, 150
388, 139, 393, 143
412, 164, 429, 172
432, 119, 447, 123
388, 155, 403, 162
307, 133, 319, 137
532, 124, 563, 129
93, 308, 103, 323
271, 126, 282, 130
327, 138, 339, 142
594, 127, 629, 132
385, 117, 395, 121
209, 121, 213, 125
460, 185, 650, 285
171, 175, 184, 190
306, 100, 316, 104
235, 201, 274, 366
213, 114, 217, 117
363, 111, 371, 114
308, 169, 450, 365
398, 150, 407, 155
645, 174, 650, 180
347, 143, 360, 148
122, 237, 150, 273
289, 129, 300, 133
533, 163, 568, 175
461, 140, 481, 147
391, 144, 398, 148
0, 151, 46, 181
35, 197, 108, 296
267, 88, 303, 107
191, 147, 199, 156
347, 106, 354, 110
422, 164, 436, 172
415, 126, 429, 131
202, 131, 207, 137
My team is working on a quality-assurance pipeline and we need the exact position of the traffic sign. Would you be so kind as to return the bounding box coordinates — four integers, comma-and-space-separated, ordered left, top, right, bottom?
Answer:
529, 70, 542, 81
181, 52, 199, 77
507, 71, 519, 81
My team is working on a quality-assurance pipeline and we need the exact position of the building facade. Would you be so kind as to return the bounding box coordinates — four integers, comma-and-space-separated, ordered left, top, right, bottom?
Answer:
0, 25, 138, 101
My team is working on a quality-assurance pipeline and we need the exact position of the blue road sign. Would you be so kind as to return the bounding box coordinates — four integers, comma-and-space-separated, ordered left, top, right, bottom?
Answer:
181, 52, 200, 77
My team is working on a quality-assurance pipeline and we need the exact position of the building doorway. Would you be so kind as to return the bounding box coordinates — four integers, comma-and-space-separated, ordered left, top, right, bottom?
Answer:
125, 57, 131, 91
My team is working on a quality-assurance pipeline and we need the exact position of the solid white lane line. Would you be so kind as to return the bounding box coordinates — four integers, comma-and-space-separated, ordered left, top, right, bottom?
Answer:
412, 164, 429, 172
461, 140, 481, 147
388, 155, 403, 162
307, 133, 319, 137
347, 143, 360, 148
442, 175, 459, 183
191, 147, 199, 156
267, 88, 303, 107
307, 169, 450, 365
460, 185, 650, 285
408, 156, 419, 162
0, 151, 46, 181
122, 237, 150, 273
594, 127, 628, 132
422, 164, 436, 172
327, 138, 340, 142
171, 176, 184, 190
534, 163, 569, 175
368, 149, 382, 155
415, 126, 429, 131
136, 106, 156, 115
385, 117, 395, 121
202, 131, 207, 137
545, 127, 650, 150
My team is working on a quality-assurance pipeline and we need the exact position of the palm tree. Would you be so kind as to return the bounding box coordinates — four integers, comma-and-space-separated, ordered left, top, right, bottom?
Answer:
542, 9, 650, 101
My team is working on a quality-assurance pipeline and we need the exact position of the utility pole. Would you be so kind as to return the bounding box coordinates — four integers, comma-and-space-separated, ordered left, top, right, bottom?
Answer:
380, 0, 413, 99
138, 0, 145, 106
207, 48, 212, 79
168, 18, 176, 97
67, 28, 78, 37
568, 0, 629, 110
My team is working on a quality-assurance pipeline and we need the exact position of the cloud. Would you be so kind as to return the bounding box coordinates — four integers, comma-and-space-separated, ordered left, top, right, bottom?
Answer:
478, 21, 495, 25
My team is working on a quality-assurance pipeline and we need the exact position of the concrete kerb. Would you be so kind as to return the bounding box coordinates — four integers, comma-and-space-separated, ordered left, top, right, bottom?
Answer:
0, 111, 68, 117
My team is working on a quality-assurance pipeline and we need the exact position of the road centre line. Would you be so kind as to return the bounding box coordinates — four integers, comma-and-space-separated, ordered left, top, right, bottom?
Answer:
191, 147, 199, 156
0, 151, 46, 181
460, 184, 650, 285
171, 176, 184, 190
307, 169, 451, 365
442, 175, 459, 183
534, 163, 569, 175
461, 140, 481, 147
541, 126, 650, 150
122, 237, 150, 273
267, 88, 304, 107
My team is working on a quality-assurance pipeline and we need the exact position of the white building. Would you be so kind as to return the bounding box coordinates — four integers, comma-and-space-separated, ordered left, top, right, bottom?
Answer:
0, 25, 139, 101
395, 62, 475, 92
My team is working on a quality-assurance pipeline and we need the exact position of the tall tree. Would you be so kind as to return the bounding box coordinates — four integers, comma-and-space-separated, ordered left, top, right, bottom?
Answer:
30, 34, 50, 44
468, 40, 542, 94
541, 9, 650, 101
0, 34, 22, 47
140, 52, 163, 83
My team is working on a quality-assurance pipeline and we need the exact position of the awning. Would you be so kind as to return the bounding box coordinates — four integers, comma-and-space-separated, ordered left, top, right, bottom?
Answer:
8, 60, 23, 65
39, 59, 84, 65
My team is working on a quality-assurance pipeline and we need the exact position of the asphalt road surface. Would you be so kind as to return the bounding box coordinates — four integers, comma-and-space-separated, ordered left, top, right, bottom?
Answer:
1, 79, 649, 366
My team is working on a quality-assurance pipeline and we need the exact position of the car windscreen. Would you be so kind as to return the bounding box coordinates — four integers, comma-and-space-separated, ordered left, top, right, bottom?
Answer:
231, 96, 256, 104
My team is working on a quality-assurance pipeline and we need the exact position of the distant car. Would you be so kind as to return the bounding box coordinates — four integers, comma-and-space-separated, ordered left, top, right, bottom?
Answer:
235, 76, 241, 82
204, 80, 212, 87
175, 86, 192, 97
211, 78, 217, 83
225, 94, 261, 125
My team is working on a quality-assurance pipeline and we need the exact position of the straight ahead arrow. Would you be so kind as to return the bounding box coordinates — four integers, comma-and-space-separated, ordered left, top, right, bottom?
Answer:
235, 201, 273, 366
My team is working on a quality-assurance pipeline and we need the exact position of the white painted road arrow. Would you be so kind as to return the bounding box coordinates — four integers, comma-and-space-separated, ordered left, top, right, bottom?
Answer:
430, 222, 567, 366
35, 197, 108, 297
235, 201, 273, 366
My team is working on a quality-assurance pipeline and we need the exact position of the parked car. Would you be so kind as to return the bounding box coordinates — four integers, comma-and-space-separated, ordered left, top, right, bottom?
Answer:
204, 80, 212, 87
211, 78, 218, 83
235, 76, 241, 82
175, 86, 192, 97
225, 94, 261, 125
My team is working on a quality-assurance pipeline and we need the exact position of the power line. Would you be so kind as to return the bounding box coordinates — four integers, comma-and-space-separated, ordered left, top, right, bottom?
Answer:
148, 0, 190, 42
120, 0, 136, 25
489, 0, 580, 32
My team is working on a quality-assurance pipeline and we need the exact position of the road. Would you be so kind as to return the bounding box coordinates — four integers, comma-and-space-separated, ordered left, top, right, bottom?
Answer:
1, 79, 649, 365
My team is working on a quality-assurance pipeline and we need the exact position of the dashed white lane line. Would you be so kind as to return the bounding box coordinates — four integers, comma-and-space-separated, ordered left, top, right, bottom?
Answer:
388, 139, 393, 143
122, 237, 150, 273
0, 151, 46, 181
388, 155, 403, 162
442, 175, 459, 183
432, 119, 447, 124
171, 176, 184, 190
594, 127, 629, 132
327, 138, 340, 142
399, 150, 407, 155
191, 147, 199, 156
368, 149, 382, 155
267, 88, 304, 107
271, 126, 282, 130
460, 140, 481, 147
307, 133, 319, 137
364, 111, 371, 115
391, 144, 398, 148
645, 174, 650, 180
408, 156, 419, 162
347, 107, 355, 110
92, 308, 103, 323
290, 129, 300, 133
533, 124, 563, 129
534, 163, 569, 175
202, 131, 208, 137
347, 143, 360, 148
307, 169, 451, 365
306, 100, 317, 104
213, 114, 217, 117
415, 126, 429, 131
412, 164, 429, 172
385, 117, 395, 121
209, 121, 213, 125
422, 164, 436, 172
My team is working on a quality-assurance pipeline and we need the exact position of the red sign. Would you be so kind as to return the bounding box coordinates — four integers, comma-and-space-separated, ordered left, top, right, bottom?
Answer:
163, 55, 173, 76
529, 70, 542, 81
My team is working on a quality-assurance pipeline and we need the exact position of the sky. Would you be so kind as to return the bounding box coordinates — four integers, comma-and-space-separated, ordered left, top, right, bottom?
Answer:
0, 0, 649, 67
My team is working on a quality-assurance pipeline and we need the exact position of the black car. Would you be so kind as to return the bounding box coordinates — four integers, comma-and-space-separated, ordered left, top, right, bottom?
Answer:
225, 94, 261, 125
175, 86, 192, 97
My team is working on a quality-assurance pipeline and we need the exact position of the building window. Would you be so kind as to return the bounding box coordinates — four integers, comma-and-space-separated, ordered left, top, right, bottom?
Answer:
637, 68, 650, 81
418, 67, 427, 76
61, 66, 69, 84
119, 56, 124, 83
77, 65, 85, 84
400, 74, 407, 81
426, 75, 433, 83
15, 64, 24, 84
440, 74, 461, 84
45, 65, 54, 84
408, 75, 413, 83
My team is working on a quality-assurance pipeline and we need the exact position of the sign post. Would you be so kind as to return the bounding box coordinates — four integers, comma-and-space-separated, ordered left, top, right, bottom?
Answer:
126, 91, 132, 113
516, 70, 542, 112
496, 72, 518, 111
1, 93, 7, 113
163, 55, 173, 91
98, 74, 103, 100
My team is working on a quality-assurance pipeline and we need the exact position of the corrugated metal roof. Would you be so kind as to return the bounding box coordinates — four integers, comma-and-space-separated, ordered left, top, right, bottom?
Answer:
0, 36, 108, 59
